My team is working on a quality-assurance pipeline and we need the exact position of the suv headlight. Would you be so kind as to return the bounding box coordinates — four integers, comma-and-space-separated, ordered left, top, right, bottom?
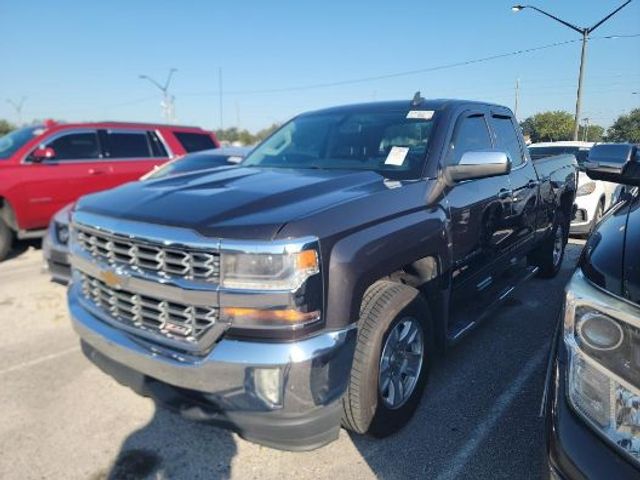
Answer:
577, 181, 596, 197
564, 274, 640, 464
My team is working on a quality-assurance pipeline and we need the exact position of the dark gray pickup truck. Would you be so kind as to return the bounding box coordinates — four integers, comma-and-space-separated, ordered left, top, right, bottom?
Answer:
67, 98, 577, 450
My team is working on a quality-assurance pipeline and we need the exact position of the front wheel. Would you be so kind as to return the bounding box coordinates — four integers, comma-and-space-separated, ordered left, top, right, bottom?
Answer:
0, 218, 13, 262
341, 281, 431, 437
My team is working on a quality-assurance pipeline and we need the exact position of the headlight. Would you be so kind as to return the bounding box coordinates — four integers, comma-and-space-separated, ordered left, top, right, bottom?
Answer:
219, 239, 323, 333
220, 248, 319, 291
564, 275, 640, 464
55, 223, 70, 244
577, 181, 596, 197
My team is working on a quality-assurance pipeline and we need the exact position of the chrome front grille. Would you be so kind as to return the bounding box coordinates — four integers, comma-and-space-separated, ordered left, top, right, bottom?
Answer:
79, 272, 218, 344
75, 224, 219, 282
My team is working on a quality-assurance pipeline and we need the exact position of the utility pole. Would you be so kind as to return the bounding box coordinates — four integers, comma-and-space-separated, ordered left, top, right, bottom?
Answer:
219, 67, 224, 131
139, 68, 178, 122
582, 117, 591, 141
6, 97, 26, 126
514, 78, 520, 120
512, 1, 633, 140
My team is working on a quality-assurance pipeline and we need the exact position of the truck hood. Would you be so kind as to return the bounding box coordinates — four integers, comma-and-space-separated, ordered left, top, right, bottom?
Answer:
75, 166, 423, 240
581, 189, 640, 305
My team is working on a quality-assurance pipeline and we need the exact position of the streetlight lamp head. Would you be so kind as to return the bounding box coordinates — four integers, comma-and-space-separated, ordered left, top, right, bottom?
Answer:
512, 5, 525, 12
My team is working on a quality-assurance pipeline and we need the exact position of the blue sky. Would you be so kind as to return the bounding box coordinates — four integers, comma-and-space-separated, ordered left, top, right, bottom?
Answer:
1, 0, 639, 131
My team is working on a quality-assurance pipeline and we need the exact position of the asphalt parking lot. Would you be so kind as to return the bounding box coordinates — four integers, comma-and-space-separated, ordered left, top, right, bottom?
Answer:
0, 239, 584, 480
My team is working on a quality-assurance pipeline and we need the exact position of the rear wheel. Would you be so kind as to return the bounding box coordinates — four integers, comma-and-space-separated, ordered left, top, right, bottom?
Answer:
0, 218, 13, 262
341, 281, 431, 437
528, 211, 567, 278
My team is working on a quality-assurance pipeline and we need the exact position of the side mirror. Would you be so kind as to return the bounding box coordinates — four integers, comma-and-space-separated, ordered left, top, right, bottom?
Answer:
31, 146, 56, 162
445, 150, 511, 184
585, 143, 640, 187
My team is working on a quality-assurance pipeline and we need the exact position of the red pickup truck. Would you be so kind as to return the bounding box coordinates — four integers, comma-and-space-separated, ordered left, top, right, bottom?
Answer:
0, 120, 219, 260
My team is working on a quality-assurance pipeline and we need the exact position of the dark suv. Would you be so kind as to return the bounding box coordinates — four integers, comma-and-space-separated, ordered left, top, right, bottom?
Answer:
546, 143, 640, 478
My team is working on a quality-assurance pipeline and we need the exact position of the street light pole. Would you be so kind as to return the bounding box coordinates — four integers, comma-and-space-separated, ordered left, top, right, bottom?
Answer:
512, 1, 633, 140
139, 68, 178, 122
6, 97, 26, 126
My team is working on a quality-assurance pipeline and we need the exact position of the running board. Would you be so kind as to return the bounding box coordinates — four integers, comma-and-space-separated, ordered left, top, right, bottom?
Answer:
17, 229, 46, 240
447, 265, 539, 344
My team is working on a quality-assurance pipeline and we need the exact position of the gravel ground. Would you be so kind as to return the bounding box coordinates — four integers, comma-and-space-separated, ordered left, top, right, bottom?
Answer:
0, 239, 584, 479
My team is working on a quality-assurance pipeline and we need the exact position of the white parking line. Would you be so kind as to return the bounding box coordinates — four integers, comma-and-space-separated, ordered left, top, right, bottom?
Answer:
435, 346, 547, 480
0, 346, 80, 376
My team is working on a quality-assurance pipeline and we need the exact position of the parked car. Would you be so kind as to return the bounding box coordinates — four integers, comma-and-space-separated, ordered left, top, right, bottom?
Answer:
43, 147, 250, 284
141, 146, 251, 180
0, 120, 219, 260
528, 141, 620, 235
545, 143, 640, 478
66, 98, 577, 451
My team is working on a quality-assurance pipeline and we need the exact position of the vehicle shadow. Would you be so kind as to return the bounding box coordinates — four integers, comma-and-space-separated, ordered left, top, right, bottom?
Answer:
102, 402, 237, 480
6, 238, 41, 261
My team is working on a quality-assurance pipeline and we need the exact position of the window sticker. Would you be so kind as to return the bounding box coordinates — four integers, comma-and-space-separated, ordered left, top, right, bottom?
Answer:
385, 146, 409, 166
406, 110, 434, 120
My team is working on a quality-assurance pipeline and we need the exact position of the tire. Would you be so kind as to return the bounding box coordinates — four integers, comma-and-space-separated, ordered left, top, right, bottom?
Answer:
341, 281, 431, 437
590, 201, 604, 234
528, 210, 567, 278
0, 217, 13, 262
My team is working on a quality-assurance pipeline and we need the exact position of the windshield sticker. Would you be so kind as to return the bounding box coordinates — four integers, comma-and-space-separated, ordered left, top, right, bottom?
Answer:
406, 110, 434, 120
385, 146, 409, 166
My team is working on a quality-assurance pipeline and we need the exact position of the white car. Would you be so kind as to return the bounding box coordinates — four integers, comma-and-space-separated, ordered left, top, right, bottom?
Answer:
528, 141, 620, 235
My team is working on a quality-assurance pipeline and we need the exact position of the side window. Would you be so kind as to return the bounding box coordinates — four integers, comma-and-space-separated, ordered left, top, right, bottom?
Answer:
105, 130, 152, 158
490, 115, 524, 166
174, 132, 217, 153
46, 131, 100, 160
148, 131, 169, 157
445, 114, 492, 166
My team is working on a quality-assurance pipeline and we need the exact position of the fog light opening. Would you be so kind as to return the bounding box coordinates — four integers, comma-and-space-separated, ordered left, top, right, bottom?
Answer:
253, 367, 283, 408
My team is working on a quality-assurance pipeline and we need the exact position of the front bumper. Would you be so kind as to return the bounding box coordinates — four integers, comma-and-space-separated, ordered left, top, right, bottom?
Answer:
68, 284, 356, 451
547, 341, 640, 479
42, 227, 71, 284
570, 195, 598, 235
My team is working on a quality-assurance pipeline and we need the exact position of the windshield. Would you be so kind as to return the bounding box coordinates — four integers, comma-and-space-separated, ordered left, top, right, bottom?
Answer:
0, 126, 43, 159
241, 111, 434, 179
528, 146, 589, 165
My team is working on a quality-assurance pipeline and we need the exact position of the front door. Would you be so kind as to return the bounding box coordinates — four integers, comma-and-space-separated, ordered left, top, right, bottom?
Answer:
22, 129, 111, 229
445, 111, 513, 294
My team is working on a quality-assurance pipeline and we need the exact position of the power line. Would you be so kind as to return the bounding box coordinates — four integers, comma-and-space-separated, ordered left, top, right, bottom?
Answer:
179, 33, 640, 97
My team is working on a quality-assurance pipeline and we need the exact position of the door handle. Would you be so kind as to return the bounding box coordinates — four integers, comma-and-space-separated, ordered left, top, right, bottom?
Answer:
88, 168, 106, 175
498, 188, 513, 200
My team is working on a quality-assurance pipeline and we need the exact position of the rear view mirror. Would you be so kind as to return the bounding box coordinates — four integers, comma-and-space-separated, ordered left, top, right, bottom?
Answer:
585, 143, 640, 186
445, 151, 511, 184
31, 146, 56, 162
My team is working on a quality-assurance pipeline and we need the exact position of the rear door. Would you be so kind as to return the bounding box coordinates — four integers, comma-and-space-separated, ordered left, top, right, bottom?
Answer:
489, 112, 538, 257
22, 129, 108, 229
100, 128, 170, 186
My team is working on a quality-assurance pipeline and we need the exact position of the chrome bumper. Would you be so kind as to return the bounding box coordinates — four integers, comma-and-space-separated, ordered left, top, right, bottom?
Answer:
68, 283, 356, 449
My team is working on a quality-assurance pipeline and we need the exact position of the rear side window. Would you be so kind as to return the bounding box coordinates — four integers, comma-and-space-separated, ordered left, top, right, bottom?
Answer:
47, 131, 100, 160
174, 132, 216, 152
148, 131, 168, 157
490, 116, 524, 166
445, 114, 492, 166
105, 130, 152, 158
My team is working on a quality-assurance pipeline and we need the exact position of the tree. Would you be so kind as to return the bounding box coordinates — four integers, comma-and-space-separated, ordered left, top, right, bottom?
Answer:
520, 111, 574, 143
0, 119, 15, 136
214, 123, 281, 146
578, 124, 604, 142
605, 109, 640, 143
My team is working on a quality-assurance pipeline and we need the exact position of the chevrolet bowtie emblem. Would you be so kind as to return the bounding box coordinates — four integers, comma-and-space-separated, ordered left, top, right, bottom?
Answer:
100, 269, 122, 289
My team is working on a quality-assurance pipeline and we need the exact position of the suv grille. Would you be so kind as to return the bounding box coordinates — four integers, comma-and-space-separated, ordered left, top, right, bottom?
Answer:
75, 224, 219, 282
79, 272, 218, 344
